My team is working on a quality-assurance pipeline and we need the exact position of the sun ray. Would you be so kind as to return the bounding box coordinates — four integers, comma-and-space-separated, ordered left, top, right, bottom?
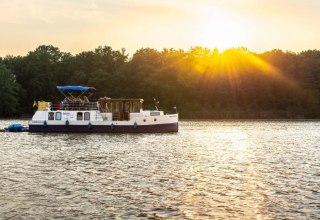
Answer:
185, 47, 306, 105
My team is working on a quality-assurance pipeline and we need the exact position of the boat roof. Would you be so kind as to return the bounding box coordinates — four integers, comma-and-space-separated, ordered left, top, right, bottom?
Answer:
57, 86, 96, 92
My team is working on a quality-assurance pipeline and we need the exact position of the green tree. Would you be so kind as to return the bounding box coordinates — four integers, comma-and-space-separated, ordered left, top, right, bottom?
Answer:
2, 45, 320, 118
0, 63, 20, 117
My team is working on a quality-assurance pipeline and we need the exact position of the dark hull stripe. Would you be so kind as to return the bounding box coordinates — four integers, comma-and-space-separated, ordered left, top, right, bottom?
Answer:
29, 123, 178, 133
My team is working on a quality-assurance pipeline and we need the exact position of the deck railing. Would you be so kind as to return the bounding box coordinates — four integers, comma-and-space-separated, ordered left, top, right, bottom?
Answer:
46, 102, 99, 111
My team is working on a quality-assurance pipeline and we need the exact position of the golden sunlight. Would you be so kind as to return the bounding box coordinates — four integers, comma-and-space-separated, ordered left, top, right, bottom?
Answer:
196, 10, 249, 50
187, 46, 304, 100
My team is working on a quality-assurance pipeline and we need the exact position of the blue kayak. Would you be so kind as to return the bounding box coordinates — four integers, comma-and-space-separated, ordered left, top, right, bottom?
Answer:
5, 124, 29, 132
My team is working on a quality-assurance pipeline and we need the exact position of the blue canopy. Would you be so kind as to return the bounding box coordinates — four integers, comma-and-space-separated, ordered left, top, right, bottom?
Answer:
57, 86, 95, 92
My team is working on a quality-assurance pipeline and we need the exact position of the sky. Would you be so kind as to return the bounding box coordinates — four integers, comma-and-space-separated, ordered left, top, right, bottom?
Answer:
1, 0, 320, 56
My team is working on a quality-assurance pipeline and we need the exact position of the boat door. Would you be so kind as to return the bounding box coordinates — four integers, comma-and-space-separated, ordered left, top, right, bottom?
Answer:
112, 102, 120, 121
119, 101, 130, 121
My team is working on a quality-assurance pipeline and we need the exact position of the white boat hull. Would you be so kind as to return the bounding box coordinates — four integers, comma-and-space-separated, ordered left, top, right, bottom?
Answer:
29, 111, 179, 133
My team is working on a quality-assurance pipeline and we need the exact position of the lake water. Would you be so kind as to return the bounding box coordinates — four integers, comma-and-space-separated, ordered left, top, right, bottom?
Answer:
0, 120, 319, 219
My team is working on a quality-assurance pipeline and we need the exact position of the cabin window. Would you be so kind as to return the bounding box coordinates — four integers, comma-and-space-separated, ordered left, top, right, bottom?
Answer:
84, 112, 90, 120
133, 102, 140, 113
129, 102, 134, 112
113, 102, 120, 113
55, 112, 62, 120
77, 112, 83, 120
106, 103, 112, 112
48, 112, 54, 120
124, 102, 130, 112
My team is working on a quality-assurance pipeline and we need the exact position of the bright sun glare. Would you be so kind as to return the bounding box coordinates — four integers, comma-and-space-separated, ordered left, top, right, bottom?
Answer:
196, 10, 249, 50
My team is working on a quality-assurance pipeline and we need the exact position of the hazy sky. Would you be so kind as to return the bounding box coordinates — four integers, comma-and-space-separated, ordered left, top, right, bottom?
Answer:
1, 0, 319, 56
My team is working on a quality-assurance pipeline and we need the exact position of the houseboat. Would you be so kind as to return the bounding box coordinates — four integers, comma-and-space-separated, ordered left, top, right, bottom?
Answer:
28, 86, 178, 133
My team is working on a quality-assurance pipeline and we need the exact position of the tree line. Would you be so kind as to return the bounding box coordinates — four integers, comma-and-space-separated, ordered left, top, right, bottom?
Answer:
1, 45, 320, 118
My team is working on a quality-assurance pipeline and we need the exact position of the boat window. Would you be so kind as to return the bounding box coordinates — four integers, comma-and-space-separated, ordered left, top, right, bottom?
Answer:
124, 102, 130, 112
55, 112, 62, 120
133, 102, 140, 113
106, 102, 112, 113
110, 103, 113, 112
84, 112, 90, 120
48, 112, 54, 120
129, 102, 134, 112
77, 112, 83, 120
113, 102, 120, 113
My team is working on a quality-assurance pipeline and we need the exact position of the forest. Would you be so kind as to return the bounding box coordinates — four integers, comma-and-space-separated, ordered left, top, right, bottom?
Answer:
1, 45, 320, 119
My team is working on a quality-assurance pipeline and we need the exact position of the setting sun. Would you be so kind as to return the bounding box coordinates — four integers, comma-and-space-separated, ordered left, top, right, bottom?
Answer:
196, 10, 249, 50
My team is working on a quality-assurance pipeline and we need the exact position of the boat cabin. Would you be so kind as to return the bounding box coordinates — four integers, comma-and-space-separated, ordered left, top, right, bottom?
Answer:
98, 97, 143, 121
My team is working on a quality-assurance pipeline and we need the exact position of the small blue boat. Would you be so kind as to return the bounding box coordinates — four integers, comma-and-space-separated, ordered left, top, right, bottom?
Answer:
5, 123, 29, 132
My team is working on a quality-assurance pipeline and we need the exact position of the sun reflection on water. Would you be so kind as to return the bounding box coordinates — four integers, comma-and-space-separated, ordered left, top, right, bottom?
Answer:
181, 125, 271, 219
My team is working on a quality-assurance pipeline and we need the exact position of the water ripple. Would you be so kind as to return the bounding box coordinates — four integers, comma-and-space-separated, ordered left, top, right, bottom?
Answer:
0, 120, 319, 219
